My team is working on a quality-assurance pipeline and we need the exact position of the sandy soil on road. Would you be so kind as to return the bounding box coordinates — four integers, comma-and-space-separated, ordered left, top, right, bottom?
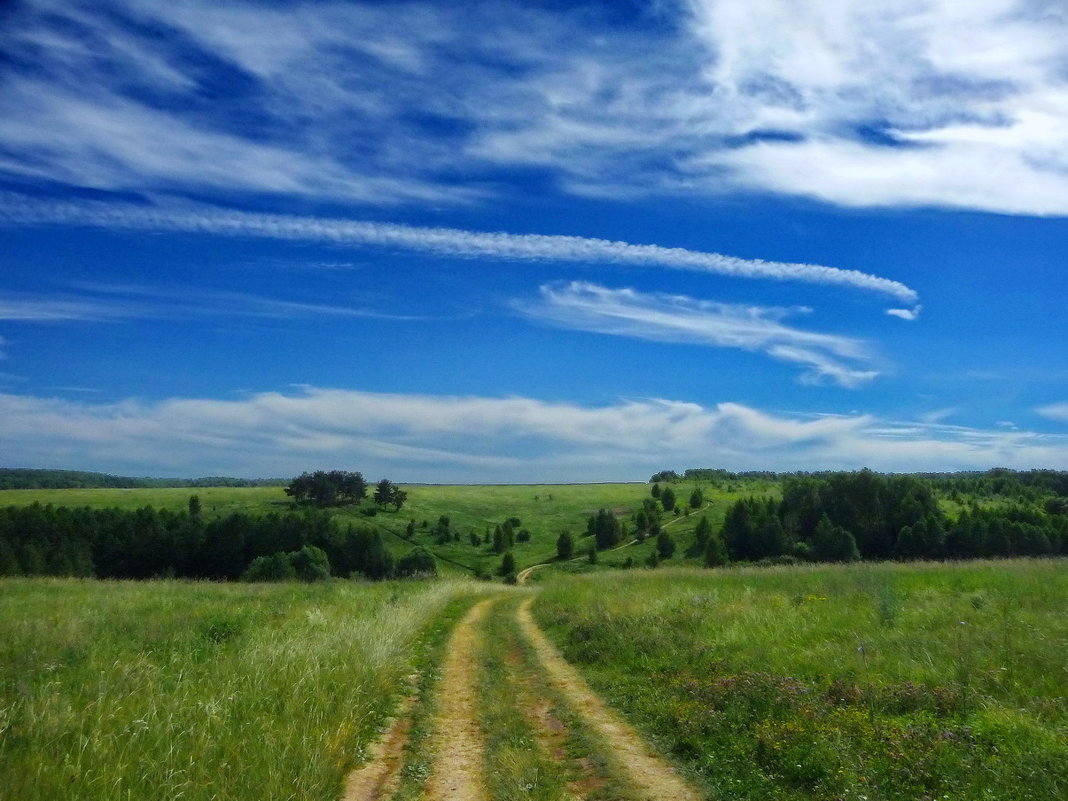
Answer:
422, 598, 493, 801
516, 597, 702, 801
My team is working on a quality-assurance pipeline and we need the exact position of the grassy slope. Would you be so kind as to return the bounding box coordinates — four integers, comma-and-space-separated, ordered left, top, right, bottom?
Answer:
534, 560, 1068, 801
0, 481, 779, 573
0, 577, 487, 801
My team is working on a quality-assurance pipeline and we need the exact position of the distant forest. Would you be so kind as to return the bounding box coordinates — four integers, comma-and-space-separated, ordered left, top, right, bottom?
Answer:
649, 468, 1068, 566
0, 468, 286, 490
0, 499, 433, 582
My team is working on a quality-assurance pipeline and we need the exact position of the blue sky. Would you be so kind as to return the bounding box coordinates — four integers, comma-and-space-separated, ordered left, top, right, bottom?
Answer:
1, 0, 1067, 481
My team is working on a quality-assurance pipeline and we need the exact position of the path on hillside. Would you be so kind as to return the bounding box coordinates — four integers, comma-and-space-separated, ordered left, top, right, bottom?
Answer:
341, 592, 702, 801
516, 501, 713, 585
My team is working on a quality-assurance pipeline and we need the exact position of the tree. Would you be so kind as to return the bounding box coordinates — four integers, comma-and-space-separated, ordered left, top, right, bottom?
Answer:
704, 531, 729, 567
587, 509, 620, 550
346, 529, 395, 579
556, 531, 574, 560
390, 488, 408, 511
499, 551, 516, 576
656, 530, 676, 559
340, 472, 367, 505
651, 484, 662, 499
812, 515, 860, 563
695, 516, 712, 548
660, 486, 677, 512
374, 479, 396, 506
689, 487, 704, 509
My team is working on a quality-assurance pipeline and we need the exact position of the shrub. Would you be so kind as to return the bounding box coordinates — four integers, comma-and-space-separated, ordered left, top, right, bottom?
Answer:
242, 552, 296, 582
290, 545, 331, 582
396, 547, 437, 578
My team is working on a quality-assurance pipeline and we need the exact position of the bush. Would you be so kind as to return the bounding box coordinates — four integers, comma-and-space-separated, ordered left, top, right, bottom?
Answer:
396, 547, 437, 578
290, 545, 331, 582
242, 552, 296, 582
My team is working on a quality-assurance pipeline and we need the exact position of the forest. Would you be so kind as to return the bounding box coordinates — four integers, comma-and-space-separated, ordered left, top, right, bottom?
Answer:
709, 470, 1068, 565
0, 497, 434, 581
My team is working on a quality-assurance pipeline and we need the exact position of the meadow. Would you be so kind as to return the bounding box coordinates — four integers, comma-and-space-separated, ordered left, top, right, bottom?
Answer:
534, 559, 1068, 800
0, 577, 488, 801
2, 475, 1066, 800
0, 480, 780, 575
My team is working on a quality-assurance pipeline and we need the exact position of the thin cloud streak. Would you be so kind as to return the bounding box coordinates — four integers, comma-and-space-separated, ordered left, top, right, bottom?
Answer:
0, 285, 425, 325
2, 387, 1066, 482
521, 281, 879, 388
0, 198, 919, 303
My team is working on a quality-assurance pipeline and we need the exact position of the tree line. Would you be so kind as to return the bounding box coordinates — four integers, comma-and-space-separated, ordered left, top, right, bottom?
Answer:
710, 470, 1068, 565
0, 468, 285, 490
284, 470, 407, 510
0, 498, 435, 581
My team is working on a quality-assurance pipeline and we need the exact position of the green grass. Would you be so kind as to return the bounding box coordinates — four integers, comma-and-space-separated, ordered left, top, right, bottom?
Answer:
533, 559, 1068, 801
0, 481, 778, 573
0, 485, 289, 515
0, 576, 487, 801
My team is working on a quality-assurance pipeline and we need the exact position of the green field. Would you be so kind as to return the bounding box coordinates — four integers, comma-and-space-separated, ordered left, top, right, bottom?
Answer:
534, 560, 1068, 800
0, 577, 489, 801
0, 480, 779, 574
0, 485, 290, 515
2, 478, 1066, 800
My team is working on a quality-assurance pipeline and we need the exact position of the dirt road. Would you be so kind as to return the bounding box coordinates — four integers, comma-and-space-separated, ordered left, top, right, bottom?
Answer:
342, 591, 702, 801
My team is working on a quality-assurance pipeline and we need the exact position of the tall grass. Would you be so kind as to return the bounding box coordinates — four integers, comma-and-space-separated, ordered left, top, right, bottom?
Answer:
0, 577, 482, 801
534, 559, 1068, 800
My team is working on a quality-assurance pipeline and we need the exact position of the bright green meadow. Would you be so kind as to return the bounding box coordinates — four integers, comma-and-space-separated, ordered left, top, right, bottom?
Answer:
0, 577, 487, 801
534, 559, 1068, 800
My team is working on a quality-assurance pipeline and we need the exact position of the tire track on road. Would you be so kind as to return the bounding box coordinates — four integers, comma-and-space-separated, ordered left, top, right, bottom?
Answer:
516, 597, 702, 801
422, 598, 493, 801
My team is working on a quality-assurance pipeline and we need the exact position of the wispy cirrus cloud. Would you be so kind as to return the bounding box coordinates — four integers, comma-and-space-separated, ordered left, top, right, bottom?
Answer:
0, 294, 144, 322
1, 387, 1066, 482
0, 285, 417, 324
520, 281, 879, 388
2, 1, 1067, 215
0, 197, 919, 303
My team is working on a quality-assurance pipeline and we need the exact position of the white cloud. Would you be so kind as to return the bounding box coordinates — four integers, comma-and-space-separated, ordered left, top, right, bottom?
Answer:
0, 197, 919, 303
2, 387, 1066, 482
1037, 403, 1068, 422
886, 306, 923, 321
521, 281, 879, 387
2, 1, 1067, 215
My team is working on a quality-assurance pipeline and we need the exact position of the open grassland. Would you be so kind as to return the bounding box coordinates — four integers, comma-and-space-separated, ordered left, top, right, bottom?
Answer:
358, 481, 778, 573
0, 485, 289, 516
0, 577, 487, 801
534, 559, 1068, 801
0, 481, 780, 573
